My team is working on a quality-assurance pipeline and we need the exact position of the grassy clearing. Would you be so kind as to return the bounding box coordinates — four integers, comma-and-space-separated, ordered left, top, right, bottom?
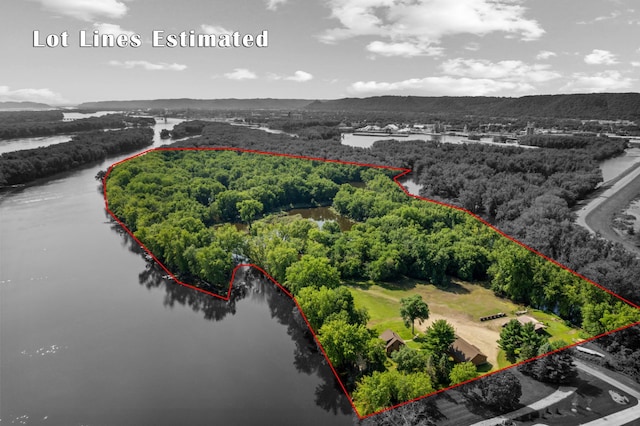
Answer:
531, 309, 583, 345
349, 277, 585, 371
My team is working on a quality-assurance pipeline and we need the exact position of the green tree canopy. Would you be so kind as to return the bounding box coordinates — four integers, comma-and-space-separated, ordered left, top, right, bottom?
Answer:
317, 318, 371, 369
285, 255, 340, 295
353, 370, 434, 416
237, 199, 263, 227
498, 319, 523, 361
449, 362, 478, 385
296, 285, 368, 332
422, 319, 456, 355
391, 346, 428, 374
400, 294, 430, 335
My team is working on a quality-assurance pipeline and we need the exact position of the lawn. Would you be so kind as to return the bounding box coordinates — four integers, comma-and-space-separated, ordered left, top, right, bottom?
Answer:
348, 277, 586, 371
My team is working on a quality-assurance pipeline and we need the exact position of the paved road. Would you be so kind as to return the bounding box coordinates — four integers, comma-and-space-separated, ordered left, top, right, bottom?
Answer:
574, 360, 640, 426
468, 360, 640, 426
469, 387, 577, 426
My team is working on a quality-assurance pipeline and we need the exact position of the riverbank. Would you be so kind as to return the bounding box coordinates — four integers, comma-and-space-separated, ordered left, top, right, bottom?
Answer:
575, 161, 640, 256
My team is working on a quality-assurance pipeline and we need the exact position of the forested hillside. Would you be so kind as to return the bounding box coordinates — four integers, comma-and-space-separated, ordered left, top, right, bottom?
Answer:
78, 98, 313, 111
306, 93, 640, 120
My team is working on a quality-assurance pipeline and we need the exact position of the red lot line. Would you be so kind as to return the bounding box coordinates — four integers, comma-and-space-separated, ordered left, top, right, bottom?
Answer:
103, 147, 640, 420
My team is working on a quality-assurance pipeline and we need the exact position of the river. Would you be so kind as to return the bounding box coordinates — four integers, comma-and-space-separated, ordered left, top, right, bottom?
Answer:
0, 111, 148, 154
0, 121, 354, 425
341, 132, 530, 149
598, 147, 640, 184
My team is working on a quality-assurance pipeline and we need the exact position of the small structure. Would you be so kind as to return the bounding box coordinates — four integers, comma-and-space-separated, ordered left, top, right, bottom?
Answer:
449, 335, 487, 366
479, 312, 506, 322
516, 315, 547, 333
379, 329, 405, 356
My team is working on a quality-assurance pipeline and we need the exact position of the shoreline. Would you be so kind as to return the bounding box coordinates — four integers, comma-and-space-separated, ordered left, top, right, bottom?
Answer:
575, 161, 640, 256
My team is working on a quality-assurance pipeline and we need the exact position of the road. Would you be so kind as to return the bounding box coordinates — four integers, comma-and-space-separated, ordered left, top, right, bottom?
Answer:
574, 360, 640, 426
468, 360, 640, 426
469, 387, 577, 426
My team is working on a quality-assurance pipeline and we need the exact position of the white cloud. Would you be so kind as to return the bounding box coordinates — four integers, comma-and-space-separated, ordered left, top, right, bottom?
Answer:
201, 24, 232, 34
577, 10, 621, 24
536, 50, 557, 60
319, 0, 544, 57
109, 60, 187, 71
561, 70, 635, 92
266, 0, 287, 10
366, 41, 443, 58
93, 22, 136, 37
631, 61, 640, 67
348, 76, 534, 96
0, 86, 67, 105
28, 0, 128, 21
224, 68, 257, 80
441, 58, 561, 83
268, 70, 315, 82
584, 49, 618, 65
286, 70, 314, 82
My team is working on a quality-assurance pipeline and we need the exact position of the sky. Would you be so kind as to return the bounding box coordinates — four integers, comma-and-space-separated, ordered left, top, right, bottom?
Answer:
1, 0, 639, 105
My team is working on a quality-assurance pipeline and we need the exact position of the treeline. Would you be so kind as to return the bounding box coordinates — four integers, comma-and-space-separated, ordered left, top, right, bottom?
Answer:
0, 110, 63, 124
0, 114, 155, 139
169, 120, 208, 139
306, 93, 640, 120
0, 127, 153, 186
266, 118, 343, 140
519, 134, 627, 159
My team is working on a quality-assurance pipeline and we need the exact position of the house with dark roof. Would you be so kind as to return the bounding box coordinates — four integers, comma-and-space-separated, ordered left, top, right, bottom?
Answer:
379, 329, 405, 356
449, 335, 487, 366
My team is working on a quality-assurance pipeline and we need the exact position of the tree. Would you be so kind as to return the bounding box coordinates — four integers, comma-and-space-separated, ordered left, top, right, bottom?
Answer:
518, 322, 547, 362
353, 370, 434, 416
285, 255, 340, 295
317, 318, 370, 369
264, 243, 298, 283
498, 319, 523, 361
400, 294, 430, 335
296, 285, 368, 332
449, 362, 478, 385
422, 319, 455, 354
237, 199, 263, 228
528, 341, 578, 384
469, 371, 522, 412
391, 346, 428, 374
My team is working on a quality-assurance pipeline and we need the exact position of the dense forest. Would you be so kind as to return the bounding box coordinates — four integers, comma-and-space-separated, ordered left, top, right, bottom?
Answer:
306, 93, 640, 120
0, 127, 153, 186
0, 113, 155, 139
0, 110, 63, 124
106, 149, 638, 415
166, 122, 640, 398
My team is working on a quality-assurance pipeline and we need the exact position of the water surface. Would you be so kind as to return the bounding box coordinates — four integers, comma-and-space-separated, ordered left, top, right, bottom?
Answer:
0, 122, 354, 425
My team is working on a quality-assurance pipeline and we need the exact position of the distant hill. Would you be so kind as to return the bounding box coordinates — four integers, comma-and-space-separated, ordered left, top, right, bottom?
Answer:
305, 93, 640, 120
77, 98, 314, 111
77, 93, 640, 120
0, 101, 53, 110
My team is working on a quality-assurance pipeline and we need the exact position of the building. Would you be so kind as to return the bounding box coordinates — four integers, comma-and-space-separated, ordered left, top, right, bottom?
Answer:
449, 335, 488, 366
516, 315, 547, 333
379, 329, 405, 356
